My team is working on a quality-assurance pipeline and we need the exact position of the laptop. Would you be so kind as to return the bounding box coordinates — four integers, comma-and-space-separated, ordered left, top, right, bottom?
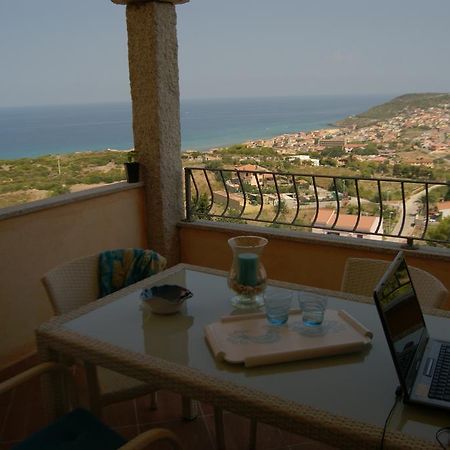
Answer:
373, 251, 450, 410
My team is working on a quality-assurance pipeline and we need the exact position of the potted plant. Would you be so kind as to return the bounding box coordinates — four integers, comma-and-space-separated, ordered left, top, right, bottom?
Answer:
124, 150, 140, 183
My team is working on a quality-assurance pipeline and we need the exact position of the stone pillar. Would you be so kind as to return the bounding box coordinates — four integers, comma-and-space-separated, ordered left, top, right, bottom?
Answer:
112, 0, 188, 266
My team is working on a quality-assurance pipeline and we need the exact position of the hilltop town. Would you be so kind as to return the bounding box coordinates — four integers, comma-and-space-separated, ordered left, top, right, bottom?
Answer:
245, 103, 449, 168
184, 97, 450, 174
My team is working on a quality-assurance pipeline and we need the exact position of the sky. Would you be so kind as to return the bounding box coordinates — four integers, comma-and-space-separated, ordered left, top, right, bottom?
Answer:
0, 0, 449, 107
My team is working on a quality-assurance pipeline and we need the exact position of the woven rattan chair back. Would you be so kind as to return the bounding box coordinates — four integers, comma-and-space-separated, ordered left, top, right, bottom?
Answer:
42, 254, 100, 315
341, 257, 448, 308
41, 251, 162, 415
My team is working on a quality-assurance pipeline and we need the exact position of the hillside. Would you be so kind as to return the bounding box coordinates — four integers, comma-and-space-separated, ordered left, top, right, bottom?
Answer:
0, 150, 128, 208
336, 93, 450, 128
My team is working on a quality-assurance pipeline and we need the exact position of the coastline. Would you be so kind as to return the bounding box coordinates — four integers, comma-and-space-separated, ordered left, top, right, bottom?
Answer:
0, 94, 391, 160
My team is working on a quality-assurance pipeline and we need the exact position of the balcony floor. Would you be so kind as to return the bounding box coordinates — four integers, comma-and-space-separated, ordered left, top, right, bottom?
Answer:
0, 369, 336, 450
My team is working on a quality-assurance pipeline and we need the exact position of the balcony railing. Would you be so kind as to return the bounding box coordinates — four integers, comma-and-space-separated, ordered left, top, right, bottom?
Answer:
184, 167, 450, 247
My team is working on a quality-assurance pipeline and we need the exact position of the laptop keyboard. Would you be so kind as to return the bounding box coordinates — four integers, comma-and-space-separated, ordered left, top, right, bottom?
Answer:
428, 344, 450, 401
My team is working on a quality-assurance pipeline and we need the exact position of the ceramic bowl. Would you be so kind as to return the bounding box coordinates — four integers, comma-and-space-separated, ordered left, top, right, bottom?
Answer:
140, 285, 192, 315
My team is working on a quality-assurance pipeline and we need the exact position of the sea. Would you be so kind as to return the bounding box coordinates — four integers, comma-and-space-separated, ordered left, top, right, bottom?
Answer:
0, 94, 392, 160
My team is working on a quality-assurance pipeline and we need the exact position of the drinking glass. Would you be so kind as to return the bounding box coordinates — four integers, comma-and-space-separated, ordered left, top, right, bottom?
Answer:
298, 292, 327, 327
264, 289, 293, 326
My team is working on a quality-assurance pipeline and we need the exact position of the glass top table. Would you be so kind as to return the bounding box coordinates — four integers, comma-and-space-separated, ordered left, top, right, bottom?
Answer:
36, 264, 450, 450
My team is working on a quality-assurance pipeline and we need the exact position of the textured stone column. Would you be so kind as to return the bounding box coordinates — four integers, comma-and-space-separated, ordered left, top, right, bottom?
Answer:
113, 0, 188, 265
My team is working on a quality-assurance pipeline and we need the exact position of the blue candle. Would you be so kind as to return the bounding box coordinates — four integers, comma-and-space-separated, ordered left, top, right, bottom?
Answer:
238, 253, 258, 286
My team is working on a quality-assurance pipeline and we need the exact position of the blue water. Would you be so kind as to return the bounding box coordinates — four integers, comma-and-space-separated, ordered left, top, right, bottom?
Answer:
0, 94, 392, 160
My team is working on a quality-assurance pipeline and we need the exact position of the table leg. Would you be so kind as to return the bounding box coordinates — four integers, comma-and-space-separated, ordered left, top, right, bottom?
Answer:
35, 335, 71, 420
150, 391, 158, 410
214, 407, 226, 450
84, 362, 102, 417
181, 396, 198, 420
249, 418, 257, 450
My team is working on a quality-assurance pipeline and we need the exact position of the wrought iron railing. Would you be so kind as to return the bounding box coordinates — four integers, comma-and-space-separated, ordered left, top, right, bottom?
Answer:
184, 167, 450, 247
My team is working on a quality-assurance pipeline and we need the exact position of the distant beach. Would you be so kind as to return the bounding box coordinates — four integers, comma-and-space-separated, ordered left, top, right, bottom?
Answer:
0, 94, 392, 160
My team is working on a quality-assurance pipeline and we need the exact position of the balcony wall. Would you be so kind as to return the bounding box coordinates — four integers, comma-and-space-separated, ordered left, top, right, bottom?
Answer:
2, 196, 449, 369
179, 221, 450, 308
0, 183, 147, 369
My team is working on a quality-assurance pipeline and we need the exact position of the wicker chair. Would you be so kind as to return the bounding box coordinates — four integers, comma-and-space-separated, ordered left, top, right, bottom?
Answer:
341, 257, 448, 308
42, 251, 228, 448
1, 362, 183, 450
41, 251, 163, 415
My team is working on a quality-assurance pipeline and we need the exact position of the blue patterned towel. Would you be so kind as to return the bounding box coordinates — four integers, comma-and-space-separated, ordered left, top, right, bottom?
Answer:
99, 248, 167, 297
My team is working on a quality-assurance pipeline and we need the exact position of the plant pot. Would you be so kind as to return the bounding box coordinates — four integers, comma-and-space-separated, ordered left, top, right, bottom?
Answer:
124, 162, 140, 183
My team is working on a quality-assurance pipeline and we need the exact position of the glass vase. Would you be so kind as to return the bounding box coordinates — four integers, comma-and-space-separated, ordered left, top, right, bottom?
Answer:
228, 235, 268, 309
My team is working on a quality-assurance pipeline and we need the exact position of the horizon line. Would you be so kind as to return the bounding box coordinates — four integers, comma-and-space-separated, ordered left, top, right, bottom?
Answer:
0, 92, 408, 110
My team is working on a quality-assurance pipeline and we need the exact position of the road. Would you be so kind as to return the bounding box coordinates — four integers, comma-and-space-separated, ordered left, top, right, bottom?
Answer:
390, 185, 441, 238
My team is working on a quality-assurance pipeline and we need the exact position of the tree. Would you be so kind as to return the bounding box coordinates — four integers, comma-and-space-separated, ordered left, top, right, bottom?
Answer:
353, 146, 379, 156
204, 160, 227, 182
416, 188, 446, 214
221, 155, 233, 165
322, 147, 345, 158
328, 179, 345, 193
191, 193, 210, 219
204, 160, 222, 171
426, 217, 450, 245
274, 200, 288, 219
320, 157, 337, 167
445, 188, 450, 201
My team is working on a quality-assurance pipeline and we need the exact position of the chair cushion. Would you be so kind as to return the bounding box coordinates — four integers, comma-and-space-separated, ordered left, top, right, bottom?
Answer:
12, 408, 126, 450
99, 248, 167, 297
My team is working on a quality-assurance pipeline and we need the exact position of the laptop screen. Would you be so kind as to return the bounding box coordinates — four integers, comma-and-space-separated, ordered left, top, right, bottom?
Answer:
374, 253, 427, 385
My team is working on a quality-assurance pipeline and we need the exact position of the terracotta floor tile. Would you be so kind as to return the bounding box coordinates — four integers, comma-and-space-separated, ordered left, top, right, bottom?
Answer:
103, 399, 138, 428
140, 417, 214, 450
0, 374, 337, 450
136, 391, 185, 425
206, 413, 306, 450
112, 424, 140, 441
28, 383, 43, 406
289, 443, 337, 450
0, 441, 19, 450
0, 391, 13, 439
202, 413, 218, 446
279, 430, 314, 446
279, 428, 337, 449
24, 400, 48, 436
0, 405, 10, 436
17, 378, 41, 405
8, 378, 42, 411
254, 421, 284, 449
4, 400, 47, 442
1, 403, 28, 442
0, 392, 12, 408
2, 404, 49, 448
199, 401, 215, 417
204, 412, 256, 450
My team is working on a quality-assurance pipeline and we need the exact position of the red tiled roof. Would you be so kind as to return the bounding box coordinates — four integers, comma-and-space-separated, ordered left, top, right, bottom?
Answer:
315, 209, 378, 232
236, 164, 269, 172
437, 201, 450, 211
